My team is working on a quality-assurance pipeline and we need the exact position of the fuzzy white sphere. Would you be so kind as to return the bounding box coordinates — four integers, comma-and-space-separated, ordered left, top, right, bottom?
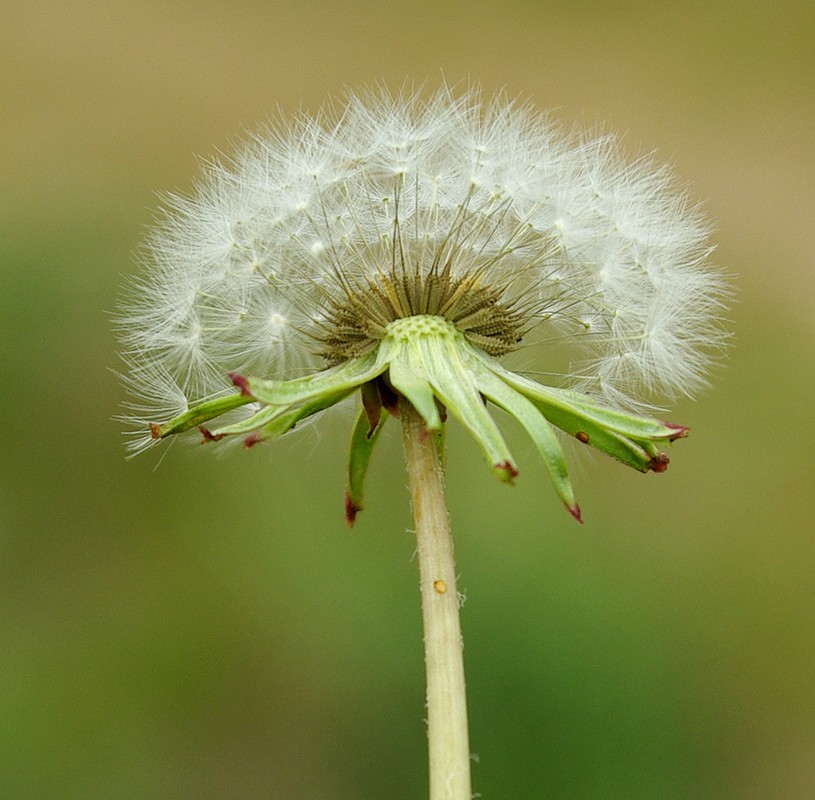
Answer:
118, 86, 728, 452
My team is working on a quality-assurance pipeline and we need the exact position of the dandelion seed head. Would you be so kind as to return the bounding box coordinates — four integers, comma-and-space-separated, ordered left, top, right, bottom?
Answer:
117, 85, 729, 451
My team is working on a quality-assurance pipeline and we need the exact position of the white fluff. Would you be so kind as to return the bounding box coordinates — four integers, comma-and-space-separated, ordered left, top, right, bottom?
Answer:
117, 85, 728, 452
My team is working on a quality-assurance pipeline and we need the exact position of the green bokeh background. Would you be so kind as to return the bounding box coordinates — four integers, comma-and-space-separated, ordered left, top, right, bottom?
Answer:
2, 2, 813, 797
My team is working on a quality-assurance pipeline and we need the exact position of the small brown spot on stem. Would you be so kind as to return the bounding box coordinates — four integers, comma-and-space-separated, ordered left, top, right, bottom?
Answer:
576, 431, 590, 444
433, 580, 447, 594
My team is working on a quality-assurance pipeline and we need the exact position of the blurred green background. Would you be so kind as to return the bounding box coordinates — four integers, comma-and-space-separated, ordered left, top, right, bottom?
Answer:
2, 1, 813, 797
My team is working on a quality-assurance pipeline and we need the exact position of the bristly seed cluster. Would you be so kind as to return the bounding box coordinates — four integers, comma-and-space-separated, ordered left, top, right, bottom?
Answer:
317, 259, 528, 364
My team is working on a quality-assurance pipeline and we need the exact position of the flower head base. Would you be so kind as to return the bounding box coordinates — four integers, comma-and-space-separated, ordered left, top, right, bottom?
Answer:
146, 308, 689, 523
118, 86, 727, 520
318, 255, 529, 363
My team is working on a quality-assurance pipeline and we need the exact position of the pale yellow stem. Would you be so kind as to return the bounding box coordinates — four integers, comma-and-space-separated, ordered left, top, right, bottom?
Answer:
401, 400, 472, 800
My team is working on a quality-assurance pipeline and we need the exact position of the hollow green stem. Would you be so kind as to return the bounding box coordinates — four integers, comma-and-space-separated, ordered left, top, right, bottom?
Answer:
401, 400, 472, 800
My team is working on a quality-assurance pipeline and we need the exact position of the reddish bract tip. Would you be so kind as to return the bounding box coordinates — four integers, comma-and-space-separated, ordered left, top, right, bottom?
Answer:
649, 453, 670, 473
199, 426, 225, 442
229, 372, 253, 397
344, 491, 361, 528
149, 422, 162, 440
567, 503, 584, 524
494, 460, 519, 483
664, 422, 690, 441
243, 432, 264, 448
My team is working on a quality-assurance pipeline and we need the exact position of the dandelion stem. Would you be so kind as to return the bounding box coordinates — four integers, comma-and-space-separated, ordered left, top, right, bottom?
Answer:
401, 400, 472, 800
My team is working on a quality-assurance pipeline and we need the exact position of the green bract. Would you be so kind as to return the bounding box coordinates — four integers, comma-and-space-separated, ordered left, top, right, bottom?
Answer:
150, 314, 688, 525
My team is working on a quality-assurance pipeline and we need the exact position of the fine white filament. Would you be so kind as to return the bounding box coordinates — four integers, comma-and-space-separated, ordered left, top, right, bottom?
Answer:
118, 85, 728, 453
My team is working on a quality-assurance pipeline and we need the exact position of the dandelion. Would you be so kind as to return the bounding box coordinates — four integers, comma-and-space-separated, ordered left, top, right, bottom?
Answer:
117, 85, 728, 800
